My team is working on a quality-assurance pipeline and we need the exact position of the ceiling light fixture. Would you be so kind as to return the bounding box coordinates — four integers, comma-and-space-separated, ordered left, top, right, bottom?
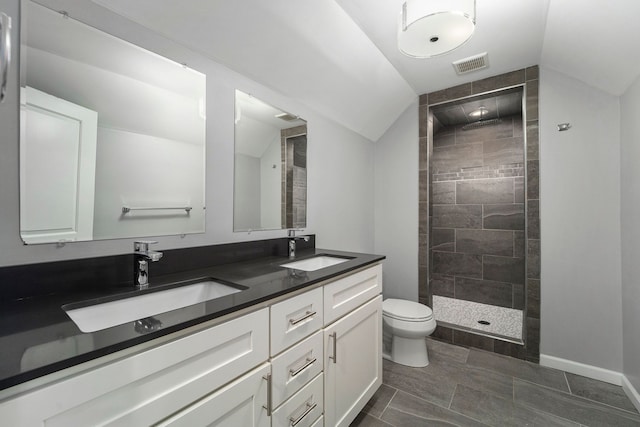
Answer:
398, 0, 476, 58
469, 106, 487, 119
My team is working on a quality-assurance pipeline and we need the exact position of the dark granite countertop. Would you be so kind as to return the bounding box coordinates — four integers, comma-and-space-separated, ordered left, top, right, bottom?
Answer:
0, 247, 384, 392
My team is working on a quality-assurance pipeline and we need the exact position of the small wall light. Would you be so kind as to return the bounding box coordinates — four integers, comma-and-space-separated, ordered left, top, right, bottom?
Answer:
398, 0, 476, 58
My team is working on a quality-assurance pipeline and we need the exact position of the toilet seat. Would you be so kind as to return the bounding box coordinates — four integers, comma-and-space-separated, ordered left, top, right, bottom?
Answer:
383, 298, 433, 322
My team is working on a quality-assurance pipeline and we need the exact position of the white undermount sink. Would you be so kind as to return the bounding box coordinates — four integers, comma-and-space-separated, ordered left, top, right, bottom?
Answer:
280, 255, 350, 272
64, 280, 244, 333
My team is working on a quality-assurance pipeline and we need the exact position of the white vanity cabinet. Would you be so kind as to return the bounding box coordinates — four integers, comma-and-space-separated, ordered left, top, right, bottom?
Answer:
0, 262, 383, 427
268, 263, 382, 427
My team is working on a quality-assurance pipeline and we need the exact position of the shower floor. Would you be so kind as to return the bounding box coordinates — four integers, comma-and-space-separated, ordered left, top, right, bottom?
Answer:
432, 296, 523, 341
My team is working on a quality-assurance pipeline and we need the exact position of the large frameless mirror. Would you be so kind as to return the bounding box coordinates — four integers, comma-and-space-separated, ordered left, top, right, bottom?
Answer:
19, 0, 206, 244
233, 90, 307, 232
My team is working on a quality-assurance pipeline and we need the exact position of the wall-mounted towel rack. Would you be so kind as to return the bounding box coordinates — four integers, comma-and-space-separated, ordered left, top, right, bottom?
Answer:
122, 206, 192, 214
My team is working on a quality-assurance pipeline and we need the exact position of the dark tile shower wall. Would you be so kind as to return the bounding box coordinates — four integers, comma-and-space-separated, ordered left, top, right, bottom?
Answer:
281, 126, 308, 229
430, 114, 525, 310
418, 67, 541, 362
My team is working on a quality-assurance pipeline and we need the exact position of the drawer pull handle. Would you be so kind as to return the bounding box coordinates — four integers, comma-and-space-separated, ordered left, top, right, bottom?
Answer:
262, 373, 273, 416
289, 357, 317, 377
329, 332, 337, 364
290, 402, 318, 427
289, 310, 317, 326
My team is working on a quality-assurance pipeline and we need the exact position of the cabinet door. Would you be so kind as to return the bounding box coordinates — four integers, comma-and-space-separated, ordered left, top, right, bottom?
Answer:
157, 363, 270, 427
20, 86, 98, 244
324, 296, 382, 427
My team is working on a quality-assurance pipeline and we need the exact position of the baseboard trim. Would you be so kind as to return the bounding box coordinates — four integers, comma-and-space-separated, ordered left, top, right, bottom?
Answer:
540, 354, 640, 412
622, 375, 640, 413
539, 354, 622, 385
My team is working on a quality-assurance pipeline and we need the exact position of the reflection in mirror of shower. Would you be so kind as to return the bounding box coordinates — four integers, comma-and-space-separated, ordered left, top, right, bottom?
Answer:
429, 90, 525, 342
282, 131, 307, 229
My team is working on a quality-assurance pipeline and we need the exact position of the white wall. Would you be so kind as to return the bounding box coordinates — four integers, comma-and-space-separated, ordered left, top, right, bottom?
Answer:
260, 137, 282, 230
93, 127, 205, 239
620, 74, 640, 393
373, 100, 419, 301
539, 68, 623, 372
307, 121, 375, 254
232, 154, 261, 231
26, 47, 205, 146
0, 0, 376, 266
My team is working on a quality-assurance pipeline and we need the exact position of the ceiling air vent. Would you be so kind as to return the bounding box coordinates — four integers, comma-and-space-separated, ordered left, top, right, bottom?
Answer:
452, 52, 489, 75
275, 112, 298, 122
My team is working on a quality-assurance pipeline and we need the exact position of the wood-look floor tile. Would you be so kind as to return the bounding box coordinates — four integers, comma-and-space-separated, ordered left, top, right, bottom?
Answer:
362, 384, 397, 418
350, 412, 394, 427
513, 379, 640, 426
382, 359, 457, 407
565, 373, 639, 414
358, 339, 640, 427
467, 348, 569, 391
385, 390, 489, 427
427, 337, 470, 364
450, 384, 580, 427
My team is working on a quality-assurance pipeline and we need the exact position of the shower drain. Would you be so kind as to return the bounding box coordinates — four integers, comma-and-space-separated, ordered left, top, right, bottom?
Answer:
477, 320, 491, 325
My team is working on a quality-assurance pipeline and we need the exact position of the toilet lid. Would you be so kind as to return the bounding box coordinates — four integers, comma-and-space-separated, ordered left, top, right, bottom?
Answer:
383, 299, 433, 321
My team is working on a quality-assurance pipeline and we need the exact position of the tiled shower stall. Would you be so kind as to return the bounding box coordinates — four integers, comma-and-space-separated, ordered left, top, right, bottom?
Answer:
418, 67, 540, 362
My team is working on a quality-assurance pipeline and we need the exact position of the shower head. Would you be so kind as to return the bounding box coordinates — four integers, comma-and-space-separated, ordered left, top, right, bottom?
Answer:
461, 118, 502, 131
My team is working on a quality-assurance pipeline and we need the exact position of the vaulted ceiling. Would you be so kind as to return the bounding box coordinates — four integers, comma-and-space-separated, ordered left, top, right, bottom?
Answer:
44, 0, 640, 141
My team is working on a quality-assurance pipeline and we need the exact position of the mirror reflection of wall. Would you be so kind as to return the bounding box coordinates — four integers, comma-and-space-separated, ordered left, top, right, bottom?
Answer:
19, 1, 206, 244
233, 91, 307, 232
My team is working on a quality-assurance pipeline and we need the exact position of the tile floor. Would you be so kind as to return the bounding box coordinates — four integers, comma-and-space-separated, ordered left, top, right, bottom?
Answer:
353, 338, 640, 427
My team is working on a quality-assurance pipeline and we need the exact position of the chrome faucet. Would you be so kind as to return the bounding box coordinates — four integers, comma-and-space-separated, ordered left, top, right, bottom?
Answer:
288, 229, 309, 259
134, 240, 163, 289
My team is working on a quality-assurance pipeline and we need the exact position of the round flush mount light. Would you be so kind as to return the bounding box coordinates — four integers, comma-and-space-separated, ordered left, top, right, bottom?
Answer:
398, 0, 476, 58
469, 106, 488, 118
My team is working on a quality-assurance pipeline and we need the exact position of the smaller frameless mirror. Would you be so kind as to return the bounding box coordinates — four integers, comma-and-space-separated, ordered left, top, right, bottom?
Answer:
233, 90, 307, 232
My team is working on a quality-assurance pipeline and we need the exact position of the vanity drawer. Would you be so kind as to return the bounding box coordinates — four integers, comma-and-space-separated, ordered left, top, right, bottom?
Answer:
271, 287, 323, 355
323, 264, 382, 325
272, 373, 323, 427
271, 330, 323, 408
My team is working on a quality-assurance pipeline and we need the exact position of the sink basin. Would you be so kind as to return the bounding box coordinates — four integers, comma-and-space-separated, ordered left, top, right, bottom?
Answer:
280, 255, 349, 272
64, 280, 244, 333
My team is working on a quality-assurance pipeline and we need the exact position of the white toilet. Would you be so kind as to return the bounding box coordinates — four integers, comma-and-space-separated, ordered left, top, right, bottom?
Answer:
382, 298, 437, 367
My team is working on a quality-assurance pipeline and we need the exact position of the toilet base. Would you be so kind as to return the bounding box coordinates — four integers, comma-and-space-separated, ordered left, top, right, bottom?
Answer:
390, 336, 429, 368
